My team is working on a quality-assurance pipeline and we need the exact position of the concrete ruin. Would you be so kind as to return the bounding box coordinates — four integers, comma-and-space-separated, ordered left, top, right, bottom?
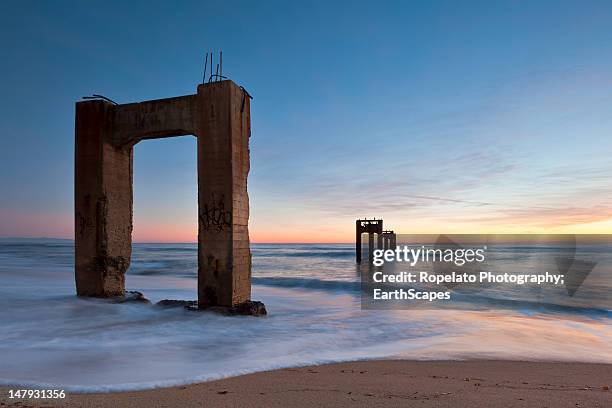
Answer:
381, 230, 397, 250
355, 219, 383, 263
355, 219, 396, 263
75, 80, 258, 310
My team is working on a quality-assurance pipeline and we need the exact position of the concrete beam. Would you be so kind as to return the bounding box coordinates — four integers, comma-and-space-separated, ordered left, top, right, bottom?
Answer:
112, 94, 198, 146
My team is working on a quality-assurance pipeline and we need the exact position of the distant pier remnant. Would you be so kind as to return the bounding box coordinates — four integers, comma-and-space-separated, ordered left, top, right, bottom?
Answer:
355, 220, 398, 263
75, 80, 260, 311
355, 219, 383, 263
382, 230, 397, 250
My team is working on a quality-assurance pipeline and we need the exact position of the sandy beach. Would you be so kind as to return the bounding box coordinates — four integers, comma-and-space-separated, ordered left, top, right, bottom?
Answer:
1, 360, 610, 407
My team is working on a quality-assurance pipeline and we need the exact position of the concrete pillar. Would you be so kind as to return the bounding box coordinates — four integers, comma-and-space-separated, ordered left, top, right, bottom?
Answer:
75, 100, 133, 297
356, 219, 383, 264
355, 220, 362, 263
196, 81, 251, 307
377, 233, 383, 250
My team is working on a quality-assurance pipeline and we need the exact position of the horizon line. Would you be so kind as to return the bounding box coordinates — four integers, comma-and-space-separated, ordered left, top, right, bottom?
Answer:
0, 236, 354, 245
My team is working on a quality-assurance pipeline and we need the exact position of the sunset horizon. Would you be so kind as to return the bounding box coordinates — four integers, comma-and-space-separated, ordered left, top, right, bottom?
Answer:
1, 2, 611, 407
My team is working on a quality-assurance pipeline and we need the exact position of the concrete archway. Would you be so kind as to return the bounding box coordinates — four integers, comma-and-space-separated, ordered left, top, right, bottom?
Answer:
75, 81, 252, 308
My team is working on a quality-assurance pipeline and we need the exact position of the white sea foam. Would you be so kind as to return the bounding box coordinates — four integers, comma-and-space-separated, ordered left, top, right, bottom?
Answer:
0, 240, 610, 392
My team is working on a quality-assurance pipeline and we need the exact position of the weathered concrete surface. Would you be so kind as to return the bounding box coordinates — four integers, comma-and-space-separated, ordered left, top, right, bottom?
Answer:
196, 82, 252, 307
75, 100, 133, 297
75, 81, 255, 308
112, 94, 198, 146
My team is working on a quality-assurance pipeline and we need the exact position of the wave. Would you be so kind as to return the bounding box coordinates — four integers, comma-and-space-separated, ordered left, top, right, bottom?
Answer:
1, 240, 611, 393
253, 250, 354, 258
0, 356, 392, 393
137, 246, 196, 253
253, 277, 611, 318
253, 277, 360, 292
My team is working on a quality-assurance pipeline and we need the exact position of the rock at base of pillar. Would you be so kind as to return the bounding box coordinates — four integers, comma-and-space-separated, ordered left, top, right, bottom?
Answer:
228, 300, 267, 316
156, 299, 198, 308
94, 290, 151, 304
179, 300, 267, 316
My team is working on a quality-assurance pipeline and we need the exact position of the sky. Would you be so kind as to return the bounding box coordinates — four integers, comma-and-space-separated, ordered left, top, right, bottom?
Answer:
0, 0, 611, 243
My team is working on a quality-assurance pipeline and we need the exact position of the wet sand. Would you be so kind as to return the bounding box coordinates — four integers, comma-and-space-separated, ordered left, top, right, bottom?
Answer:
1, 360, 610, 407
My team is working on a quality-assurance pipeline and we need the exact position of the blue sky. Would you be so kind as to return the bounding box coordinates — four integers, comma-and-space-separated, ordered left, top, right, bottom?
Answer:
1, 0, 611, 242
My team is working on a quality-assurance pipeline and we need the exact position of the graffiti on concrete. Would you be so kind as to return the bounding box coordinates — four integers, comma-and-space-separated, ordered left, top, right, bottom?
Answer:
200, 193, 232, 232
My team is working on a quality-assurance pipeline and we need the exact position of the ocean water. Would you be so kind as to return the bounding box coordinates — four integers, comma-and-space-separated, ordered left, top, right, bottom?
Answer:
0, 239, 610, 392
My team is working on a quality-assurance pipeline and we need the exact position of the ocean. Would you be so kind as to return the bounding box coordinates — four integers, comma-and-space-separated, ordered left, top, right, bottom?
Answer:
0, 239, 610, 392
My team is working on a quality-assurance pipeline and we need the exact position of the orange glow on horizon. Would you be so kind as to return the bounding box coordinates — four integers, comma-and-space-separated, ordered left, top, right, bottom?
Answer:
130, 217, 612, 243
132, 227, 353, 243
2, 210, 610, 243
